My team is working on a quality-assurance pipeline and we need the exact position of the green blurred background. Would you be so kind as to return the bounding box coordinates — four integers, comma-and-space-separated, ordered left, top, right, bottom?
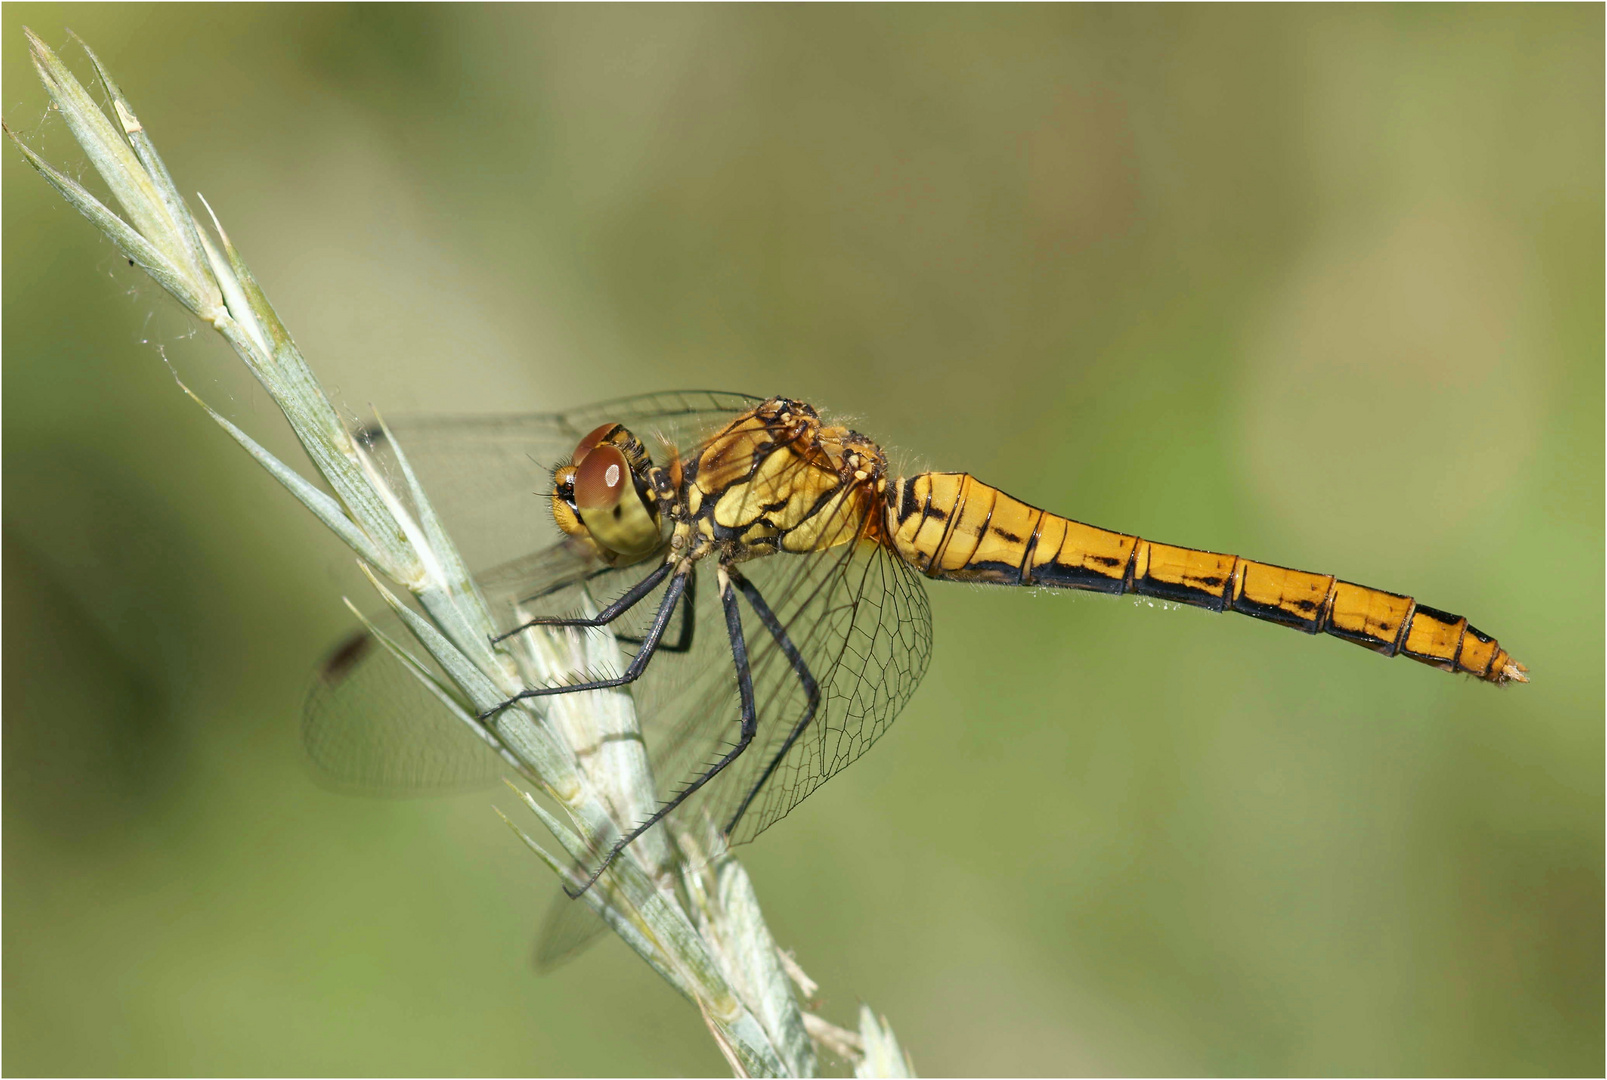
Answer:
4, 5, 1600, 1075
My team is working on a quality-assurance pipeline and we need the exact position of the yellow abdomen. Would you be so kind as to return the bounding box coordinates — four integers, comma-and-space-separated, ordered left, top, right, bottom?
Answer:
885, 472, 1525, 685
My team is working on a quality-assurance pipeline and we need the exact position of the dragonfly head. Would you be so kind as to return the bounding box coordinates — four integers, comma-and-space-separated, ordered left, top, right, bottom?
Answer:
552, 422, 663, 559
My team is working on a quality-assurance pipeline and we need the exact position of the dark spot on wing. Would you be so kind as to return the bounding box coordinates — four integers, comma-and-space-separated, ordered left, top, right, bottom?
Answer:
319, 630, 373, 683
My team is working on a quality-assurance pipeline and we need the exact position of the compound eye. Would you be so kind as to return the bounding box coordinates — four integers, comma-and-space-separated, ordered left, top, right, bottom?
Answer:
572, 423, 617, 466
574, 444, 628, 512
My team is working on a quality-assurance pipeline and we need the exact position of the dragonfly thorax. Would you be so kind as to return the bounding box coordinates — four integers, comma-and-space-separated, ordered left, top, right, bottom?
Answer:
682, 398, 889, 558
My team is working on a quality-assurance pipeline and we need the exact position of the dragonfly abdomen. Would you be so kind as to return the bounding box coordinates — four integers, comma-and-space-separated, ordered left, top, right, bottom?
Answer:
886, 472, 1525, 685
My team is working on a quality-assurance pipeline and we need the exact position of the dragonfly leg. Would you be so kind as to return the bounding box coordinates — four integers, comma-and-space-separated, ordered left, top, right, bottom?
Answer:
492, 559, 674, 644
480, 564, 689, 719
565, 563, 759, 898
722, 567, 821, 837
614, 566, 696, 654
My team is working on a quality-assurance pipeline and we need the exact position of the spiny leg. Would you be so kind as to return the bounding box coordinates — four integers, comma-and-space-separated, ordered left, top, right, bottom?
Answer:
492, 559, 674, 645
615, 565, 697, 654
723, 567, 821, 837
565, 563, 759, 898
480, 564, 689, 720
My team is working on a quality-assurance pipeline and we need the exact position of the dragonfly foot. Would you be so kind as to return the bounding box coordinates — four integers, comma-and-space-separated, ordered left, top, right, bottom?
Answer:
476, 698, 518, 723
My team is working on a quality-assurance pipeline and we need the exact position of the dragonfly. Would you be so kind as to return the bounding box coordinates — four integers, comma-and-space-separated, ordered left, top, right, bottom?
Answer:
306, 390, 1526, 907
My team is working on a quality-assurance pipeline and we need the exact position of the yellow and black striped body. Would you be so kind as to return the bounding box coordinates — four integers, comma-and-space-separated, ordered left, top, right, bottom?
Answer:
885, 472, 1525, 684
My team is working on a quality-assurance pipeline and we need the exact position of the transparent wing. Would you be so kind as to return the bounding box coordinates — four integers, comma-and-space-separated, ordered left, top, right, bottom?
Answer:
303, 390, 761, 792
629, 510, 934, 847
532, 887, 610, 973
302, 539, 662, 795
306, 388, 934, 958
720, 532, 933, 845
302, 620, 508, 794
362, 390, 762, 575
